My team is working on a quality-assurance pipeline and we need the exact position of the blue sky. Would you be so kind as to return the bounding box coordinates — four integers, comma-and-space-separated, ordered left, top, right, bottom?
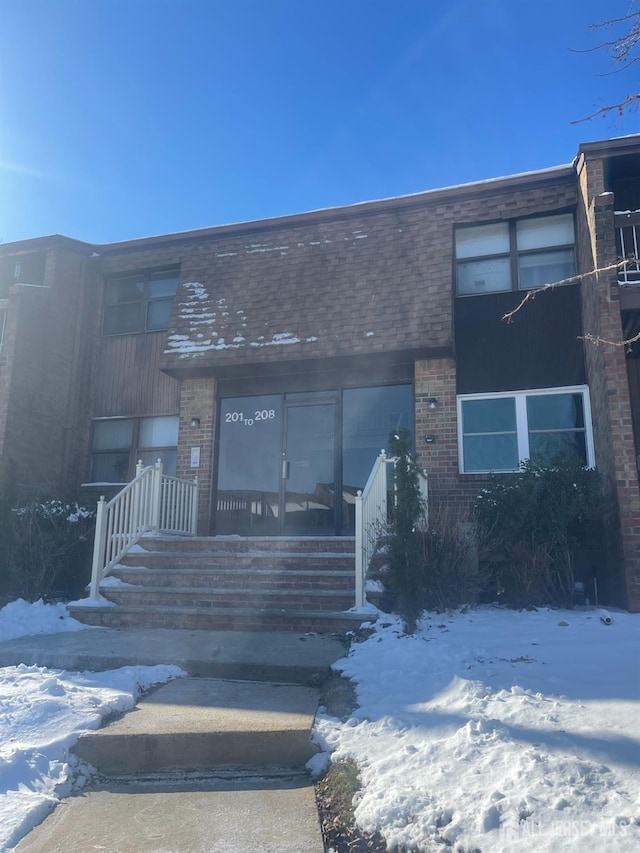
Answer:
1, 0, 638, 245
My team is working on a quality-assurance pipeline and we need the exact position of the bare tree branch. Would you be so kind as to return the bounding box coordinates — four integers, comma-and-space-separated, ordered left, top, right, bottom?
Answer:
501, 260, 627, 325
574, 3, 640, 121
580, 330, 640, 351
572, 93, 640, 123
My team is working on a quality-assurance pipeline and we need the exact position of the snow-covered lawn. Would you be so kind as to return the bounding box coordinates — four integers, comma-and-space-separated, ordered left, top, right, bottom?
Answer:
1, 599, 638, 853
313, 607, 640, 852
0, 600, 183, 851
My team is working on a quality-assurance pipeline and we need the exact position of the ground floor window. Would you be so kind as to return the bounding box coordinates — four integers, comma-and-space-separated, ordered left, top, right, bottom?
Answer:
457, 386, 594, 473
90, 415, 179, 482
216, 384, 413, 535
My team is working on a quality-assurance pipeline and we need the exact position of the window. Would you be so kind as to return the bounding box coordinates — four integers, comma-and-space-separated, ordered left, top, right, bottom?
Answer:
103, 270, 178, 335
0, 252, 46, 294
90, 415, 179, 482
458, 387, 594, 473
0, 309, 6, 352
455, 213, 575, 296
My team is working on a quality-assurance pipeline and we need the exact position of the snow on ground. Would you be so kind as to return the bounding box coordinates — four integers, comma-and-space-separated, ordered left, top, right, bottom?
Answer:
0, 598, 90, 643
313, 606, 640, 852
0, 600, 183, 851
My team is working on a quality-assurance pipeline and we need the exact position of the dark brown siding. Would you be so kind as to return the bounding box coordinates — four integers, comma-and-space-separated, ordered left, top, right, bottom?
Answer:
92, 332, 179, 417
626, 355, 640, 467
455, 284, 585, 394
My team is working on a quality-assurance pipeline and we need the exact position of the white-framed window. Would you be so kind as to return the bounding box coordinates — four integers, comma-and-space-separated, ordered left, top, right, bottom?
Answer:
457, 386, 594, 473
90, 415, 179, 482
455, 213, 576, 296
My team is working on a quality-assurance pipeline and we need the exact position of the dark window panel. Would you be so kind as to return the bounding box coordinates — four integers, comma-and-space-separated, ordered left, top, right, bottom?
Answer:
146, 298, 174, 331
103, 303, 142, 335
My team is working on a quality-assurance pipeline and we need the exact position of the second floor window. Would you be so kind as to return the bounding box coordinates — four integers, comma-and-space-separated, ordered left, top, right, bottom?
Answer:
103, 270, 178, 335
455, 213, 575, 296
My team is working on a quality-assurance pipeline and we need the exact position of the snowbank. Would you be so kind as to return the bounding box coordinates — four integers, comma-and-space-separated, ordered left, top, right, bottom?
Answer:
313, 606, 640, 852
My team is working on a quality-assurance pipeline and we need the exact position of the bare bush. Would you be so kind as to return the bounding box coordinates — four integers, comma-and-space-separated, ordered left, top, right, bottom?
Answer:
1, 499, 95, 602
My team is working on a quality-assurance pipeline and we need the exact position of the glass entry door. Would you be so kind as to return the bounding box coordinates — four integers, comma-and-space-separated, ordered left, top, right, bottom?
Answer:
215, 385, 412, 536
281, 402, 337, 534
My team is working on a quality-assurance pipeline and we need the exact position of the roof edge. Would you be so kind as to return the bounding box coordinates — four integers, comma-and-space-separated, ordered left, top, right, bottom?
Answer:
0, 234, 95, 255
0, 161, 578, 254
578, 133, 640, 158
99, 164, 576, 253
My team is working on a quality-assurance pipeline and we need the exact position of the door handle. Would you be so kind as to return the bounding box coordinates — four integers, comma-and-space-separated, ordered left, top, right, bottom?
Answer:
281, 459, 290, 480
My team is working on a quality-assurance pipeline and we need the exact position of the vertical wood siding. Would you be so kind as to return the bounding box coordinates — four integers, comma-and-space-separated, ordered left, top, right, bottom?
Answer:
93, 332, 179, 417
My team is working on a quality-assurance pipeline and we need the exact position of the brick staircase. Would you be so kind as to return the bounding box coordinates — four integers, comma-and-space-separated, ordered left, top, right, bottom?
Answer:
69, 536, 371, 633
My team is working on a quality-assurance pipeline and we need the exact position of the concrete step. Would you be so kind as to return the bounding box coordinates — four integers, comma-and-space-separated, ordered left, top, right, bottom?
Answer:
0, 627, 347, 682
73, 678, 319, 774
111, 565, 356, 591
142, 535, 355, 555
67, 602, 369, 633
120, 550, 356, 571
101, 585, 356, 612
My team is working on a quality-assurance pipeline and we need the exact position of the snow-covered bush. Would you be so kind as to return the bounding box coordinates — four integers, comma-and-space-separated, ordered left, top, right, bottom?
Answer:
0, 497, 95, 602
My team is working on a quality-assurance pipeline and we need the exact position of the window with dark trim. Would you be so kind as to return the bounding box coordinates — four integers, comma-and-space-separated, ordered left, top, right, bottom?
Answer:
455, 213, 576, 296
90, 415, 179, 482
103, 270, 178, 335
457, 386, 594, 473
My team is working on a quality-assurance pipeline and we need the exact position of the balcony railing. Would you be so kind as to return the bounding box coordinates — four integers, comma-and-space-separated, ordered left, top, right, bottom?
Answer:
616, 211, 640, 285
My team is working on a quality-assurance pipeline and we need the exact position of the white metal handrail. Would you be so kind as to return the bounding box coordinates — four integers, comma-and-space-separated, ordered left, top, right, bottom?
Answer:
354, 452, 429, 608
354, 451, 393, 608
89, 460, 198, 598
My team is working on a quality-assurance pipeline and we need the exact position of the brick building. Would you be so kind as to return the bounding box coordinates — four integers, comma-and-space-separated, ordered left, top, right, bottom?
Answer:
1, 133, 640, 611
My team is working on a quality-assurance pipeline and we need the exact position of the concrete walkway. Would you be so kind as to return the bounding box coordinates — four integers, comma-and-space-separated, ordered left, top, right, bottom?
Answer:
0, 626, 347, 681
15, 775, 324, 853
0, 628, 347, 852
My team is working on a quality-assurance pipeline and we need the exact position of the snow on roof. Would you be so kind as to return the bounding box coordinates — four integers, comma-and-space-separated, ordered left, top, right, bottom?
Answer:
101, 164, 574, 249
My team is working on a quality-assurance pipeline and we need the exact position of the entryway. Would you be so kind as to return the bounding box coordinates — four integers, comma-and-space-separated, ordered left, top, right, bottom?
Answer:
215, 384, 413, 536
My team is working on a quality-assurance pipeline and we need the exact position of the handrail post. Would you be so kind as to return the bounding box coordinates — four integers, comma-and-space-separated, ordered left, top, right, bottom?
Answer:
190, 475, 199, 535
89, 496, 107, 599
354, 489, 364, 608
150, 459, 163, 533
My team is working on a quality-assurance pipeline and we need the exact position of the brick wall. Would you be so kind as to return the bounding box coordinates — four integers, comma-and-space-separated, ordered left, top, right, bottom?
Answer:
577, 153, 640, 610
414, 357, 492, 517
176, 377, 216, 534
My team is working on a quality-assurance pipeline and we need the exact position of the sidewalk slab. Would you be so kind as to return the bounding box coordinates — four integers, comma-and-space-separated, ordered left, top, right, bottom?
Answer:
14, 775, 324, 853
74, 677, 319, 773
0, 627, 347, 682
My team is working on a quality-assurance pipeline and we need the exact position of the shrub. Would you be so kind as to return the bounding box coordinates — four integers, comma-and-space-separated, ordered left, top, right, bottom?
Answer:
416, 504, 482, 612
382, 433, 481, 629
474, 458, 603, 608
385, 430, 425, 632
0, 498, 95, 602
0, 461, 17, 602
